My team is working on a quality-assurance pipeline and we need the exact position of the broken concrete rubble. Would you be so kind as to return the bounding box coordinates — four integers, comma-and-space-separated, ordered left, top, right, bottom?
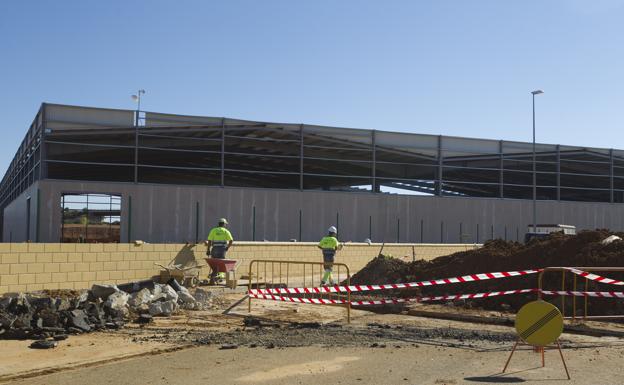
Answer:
0, 279, 213, 342
128, 288, 152, 308
153, 284, 179, 303
69, 309, 91, 332
148, 299, 178, 316
90, 284, 120, 300
104, 291, 130, 316
177, 287, 197, 307
29, 340, 58, 349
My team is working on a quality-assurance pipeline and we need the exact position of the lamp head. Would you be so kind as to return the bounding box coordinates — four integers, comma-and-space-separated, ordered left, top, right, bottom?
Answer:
531, 89, 544, 95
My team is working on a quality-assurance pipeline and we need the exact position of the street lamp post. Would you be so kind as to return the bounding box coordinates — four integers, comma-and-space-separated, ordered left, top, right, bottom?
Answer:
131, 89, 146, 126
531, 89, 544, 233
131, 89, 145, 183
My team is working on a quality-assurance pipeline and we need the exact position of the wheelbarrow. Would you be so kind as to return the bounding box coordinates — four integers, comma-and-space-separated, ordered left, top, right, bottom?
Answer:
154, 262, 206, 288
205, 258, 241, 287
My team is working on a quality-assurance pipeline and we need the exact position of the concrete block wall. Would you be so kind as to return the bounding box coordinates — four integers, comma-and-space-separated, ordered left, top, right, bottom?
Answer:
0, 242, 478, 294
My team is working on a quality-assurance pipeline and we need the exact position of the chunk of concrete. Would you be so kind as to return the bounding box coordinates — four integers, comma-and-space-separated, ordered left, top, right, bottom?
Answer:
90, 284, 120, 300
136, 314, 153, 324
148, 299, 178, 316
0, 311, 17, 329
0, 297, 12, 310
30, 340, 58, 349
128, 288, 153, 308
68, 309, 91, 332
602, 235, 622, 245
55, 298, 71, 312
152, 284, 179, 303
193, 288, 213, 302
118, 280, 155, 294
177, 287, 196, 304
104, 291, 130, 315
53, 334, 68, 341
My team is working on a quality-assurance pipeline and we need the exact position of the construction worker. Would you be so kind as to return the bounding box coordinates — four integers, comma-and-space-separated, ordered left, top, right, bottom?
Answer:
206, 218, 234, 283
318, 226, 341, 286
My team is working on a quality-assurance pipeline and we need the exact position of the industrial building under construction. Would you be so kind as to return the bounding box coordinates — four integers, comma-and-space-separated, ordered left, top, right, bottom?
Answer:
2, 103, 624, 244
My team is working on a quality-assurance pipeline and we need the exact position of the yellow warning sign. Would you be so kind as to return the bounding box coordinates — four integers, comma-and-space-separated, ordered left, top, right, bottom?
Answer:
515, 300, 563, 347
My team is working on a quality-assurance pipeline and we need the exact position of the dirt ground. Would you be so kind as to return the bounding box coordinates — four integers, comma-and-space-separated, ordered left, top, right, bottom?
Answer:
2, 292, 624, 385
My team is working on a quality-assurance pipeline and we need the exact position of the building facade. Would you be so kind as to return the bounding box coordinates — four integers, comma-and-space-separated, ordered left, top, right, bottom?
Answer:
3, 103, 624, 243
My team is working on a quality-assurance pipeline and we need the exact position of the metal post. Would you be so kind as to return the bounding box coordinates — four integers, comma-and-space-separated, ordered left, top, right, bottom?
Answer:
499, 140, 504, 198
561, 270, 566, 317
476, 223, 480, 243
371, 130, 377, 192
35, 188, 40, 242
299, 209, 302, 241
610, 149, 614, 203
221, 118, 225, 187
420, 219, 424, 243
300, 124, 304, 190
195, 202, 199, 244
396, 218, 400, 243
61, 194, 65, 242
134, 122, 138, 183
531, 90, 543, 229
437, 135, 443, 196
369, 215, 372, 240
85, 194, 89, 243
556, 144, 561, 201
459, 222, 463, 242
127, 195, 132, 242
532, 93, 537, 232
40, 103, 48, 180
440, 221, 444, 243
252, 205, 256, 241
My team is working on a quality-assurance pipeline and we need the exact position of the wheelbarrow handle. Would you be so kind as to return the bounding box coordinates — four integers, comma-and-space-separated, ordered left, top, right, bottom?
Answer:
178, 263, 207, 271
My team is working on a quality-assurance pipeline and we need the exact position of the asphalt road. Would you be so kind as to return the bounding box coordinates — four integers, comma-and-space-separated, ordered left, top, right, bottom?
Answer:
10, 340, 624, 385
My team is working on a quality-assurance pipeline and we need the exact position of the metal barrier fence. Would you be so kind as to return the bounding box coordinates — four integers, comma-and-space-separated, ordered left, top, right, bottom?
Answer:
247, 260, 351, 323
537, 267, 624, 320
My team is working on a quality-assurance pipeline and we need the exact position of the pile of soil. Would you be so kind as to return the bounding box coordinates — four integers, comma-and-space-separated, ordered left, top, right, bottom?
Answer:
350, 230, 624, 315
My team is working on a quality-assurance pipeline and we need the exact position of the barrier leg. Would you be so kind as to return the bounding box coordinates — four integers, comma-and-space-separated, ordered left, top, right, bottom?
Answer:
502, 339, 519, 373
556, 340, 571, 380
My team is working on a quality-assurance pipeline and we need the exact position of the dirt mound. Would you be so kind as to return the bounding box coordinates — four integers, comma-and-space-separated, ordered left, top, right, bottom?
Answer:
350, 230, 624, 315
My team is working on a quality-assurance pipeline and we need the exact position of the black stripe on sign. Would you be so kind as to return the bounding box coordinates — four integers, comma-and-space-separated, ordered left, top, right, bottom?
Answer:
520, 308, 559, 340
520, 308, 558, 340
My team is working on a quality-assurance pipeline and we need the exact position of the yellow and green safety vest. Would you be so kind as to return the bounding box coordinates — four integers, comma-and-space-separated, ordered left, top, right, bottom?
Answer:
207, 227, 233, 244
318, 236, 339, 250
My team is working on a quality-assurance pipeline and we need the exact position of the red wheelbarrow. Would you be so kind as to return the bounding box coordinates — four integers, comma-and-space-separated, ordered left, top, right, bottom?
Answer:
205, 258, 240, 287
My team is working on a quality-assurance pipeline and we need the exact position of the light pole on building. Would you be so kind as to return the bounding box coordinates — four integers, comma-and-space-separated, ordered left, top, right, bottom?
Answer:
531, 89, 544, 233
131, 89, 146, 126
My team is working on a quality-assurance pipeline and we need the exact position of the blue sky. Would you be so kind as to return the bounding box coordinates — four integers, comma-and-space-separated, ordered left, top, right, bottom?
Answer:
1, 1, 623, 171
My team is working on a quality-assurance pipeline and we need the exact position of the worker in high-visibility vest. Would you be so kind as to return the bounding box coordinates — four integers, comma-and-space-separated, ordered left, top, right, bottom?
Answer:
206, 218, 234, 283
318, 226, 342, 286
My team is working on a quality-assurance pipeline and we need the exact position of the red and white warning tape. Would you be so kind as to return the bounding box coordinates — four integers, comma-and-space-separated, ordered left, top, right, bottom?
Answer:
541, 290, 624, 298
562, 268, 624, 286
248, 269, 542, 295
249, 289, 539, 306
248, 289, 624, 306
